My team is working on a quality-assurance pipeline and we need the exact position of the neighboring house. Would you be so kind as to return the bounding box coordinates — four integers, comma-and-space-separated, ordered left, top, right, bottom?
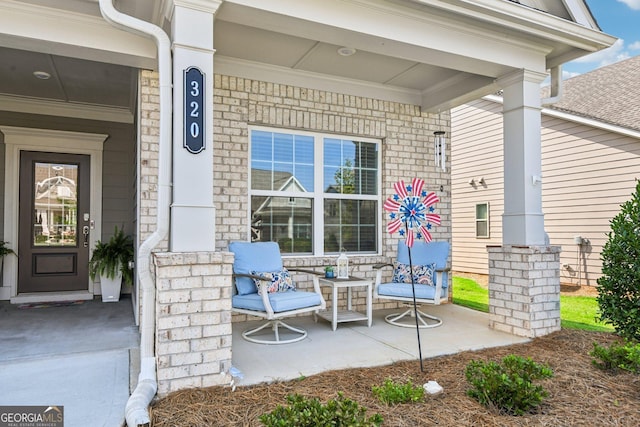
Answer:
452, 55, 640, 287
0, 0, 615, 424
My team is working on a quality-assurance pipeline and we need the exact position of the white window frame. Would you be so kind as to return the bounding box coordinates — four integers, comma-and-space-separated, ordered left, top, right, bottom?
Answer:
475, 202, 490, 238
248, 126, 382, 256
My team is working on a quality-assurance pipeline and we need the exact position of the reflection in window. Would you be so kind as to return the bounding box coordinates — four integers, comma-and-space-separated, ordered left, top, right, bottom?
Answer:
323, 138, 377, 195
324, 200, 377, 252
251, 131, 314, 192
250, 128, 380, 255
33, 163, 78, 247
251, 196, 313, 254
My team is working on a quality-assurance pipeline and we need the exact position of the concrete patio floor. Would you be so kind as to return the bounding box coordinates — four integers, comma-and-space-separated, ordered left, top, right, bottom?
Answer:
0, 297, 139, 427
232, 303, 530, 386
0, 297, 529, 426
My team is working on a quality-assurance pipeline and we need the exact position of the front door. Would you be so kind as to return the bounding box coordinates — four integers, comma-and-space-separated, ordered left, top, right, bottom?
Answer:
18, 151, 91, 293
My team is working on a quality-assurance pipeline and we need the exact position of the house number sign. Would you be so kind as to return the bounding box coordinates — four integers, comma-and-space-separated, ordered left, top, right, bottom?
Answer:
184, 67, 205, 154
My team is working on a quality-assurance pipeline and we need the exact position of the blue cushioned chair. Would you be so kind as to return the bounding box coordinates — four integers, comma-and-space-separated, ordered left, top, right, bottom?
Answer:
374, 241, 451, 328
229, 241, 326, 344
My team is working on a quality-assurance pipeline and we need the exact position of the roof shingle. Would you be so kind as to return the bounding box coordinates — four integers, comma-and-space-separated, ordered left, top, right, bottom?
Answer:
544, 55, 640, 132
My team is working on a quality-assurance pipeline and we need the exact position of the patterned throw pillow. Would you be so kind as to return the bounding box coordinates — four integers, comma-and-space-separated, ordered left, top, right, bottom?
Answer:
250, 268, 296, 295
392, 262, 436, 286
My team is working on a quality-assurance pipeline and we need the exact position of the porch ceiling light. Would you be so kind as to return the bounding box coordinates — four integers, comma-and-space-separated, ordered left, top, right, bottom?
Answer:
33, 71, 51, 80
337, 46, 357, 57
434, 131, 446, 172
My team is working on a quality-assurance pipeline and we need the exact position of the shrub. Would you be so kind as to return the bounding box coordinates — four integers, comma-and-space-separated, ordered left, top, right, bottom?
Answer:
465, 354, 554, 416
596, 180, 640, 342
259, 393, 383, 427
372, 378, 424, 405
590, 341, 640, 374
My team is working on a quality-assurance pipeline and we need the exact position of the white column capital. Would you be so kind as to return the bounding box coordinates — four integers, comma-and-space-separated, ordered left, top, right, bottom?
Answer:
163, 0, 222, 20
496, 68, 548, 88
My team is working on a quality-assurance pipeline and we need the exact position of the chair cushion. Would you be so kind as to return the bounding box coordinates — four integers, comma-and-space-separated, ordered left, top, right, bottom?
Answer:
397, 241, 450, 270
392, 262, 436, 286
233, 290, 323, 313
229, 241, 283, 295
378, 282, 447, 300
251, 268, 296, 295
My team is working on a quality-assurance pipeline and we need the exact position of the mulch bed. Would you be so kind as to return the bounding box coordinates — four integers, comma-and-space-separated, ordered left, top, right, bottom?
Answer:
150, 329, 639, 426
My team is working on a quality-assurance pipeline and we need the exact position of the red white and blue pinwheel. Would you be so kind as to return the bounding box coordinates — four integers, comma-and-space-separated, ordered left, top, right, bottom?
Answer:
383, 178, 440, 248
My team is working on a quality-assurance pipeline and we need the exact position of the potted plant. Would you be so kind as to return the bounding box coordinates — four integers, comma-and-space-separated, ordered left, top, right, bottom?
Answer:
89, 226, 134, 302
0, 241, 16, 278
324, 265, 335, 278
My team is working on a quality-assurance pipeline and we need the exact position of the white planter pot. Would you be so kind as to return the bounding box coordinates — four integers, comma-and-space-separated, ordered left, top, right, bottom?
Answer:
100, 270, 122, 302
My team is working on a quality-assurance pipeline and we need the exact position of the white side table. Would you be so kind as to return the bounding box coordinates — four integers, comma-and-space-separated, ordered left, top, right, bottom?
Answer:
316, 276, 372, 331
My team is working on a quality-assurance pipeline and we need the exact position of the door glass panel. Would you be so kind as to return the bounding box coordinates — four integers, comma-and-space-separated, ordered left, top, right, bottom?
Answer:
33, 162, 78, 247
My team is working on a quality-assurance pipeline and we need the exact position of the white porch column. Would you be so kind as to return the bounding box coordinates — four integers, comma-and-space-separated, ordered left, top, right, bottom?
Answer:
499, 69, 548, 246
488, 69, 561, 338
170, 0, 220, 252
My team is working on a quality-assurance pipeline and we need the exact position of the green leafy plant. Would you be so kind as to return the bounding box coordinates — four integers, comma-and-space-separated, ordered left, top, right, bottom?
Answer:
596, 180, 640, 342
0, 241, 16, 258
590, 341, 640, 374
372, 378, 424, 405
89, 226, 134, 285
259, 393, 383, 427
465, 354, 554, 416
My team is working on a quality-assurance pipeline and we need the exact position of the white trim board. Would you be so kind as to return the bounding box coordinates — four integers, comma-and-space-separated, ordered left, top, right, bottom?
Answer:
1, 126, 106, 301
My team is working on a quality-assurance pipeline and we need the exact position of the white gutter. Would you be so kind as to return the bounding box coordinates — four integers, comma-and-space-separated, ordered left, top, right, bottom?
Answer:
483, 93, 640, 140
98, 1, 172, 426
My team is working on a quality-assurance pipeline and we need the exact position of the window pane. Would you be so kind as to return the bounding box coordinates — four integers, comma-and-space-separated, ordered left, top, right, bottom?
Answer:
33, 162, 78, 247
323, 139, 342, 167
359, 142, 378, 169
273, 133, 294, 163
358, 169, 377, 195
324, 139, 378, 195
251, 161, 272, 190
324, 199, 377, 253
251, 196, 313, 254
251, 131, 273, 161
476, 221, 488, 238
251, 130, 314, 192
476, 203, 488, 220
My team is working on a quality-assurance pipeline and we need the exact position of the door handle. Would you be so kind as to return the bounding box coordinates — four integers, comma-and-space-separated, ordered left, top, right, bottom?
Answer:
83, 225, 89, 248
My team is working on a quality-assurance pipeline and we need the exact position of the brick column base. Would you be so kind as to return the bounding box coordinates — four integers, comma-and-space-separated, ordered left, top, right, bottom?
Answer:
154, 251, 234, 395
487, 245, 561, 338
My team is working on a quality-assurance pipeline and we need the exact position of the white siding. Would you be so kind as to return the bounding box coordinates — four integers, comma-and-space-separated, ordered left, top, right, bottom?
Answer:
451, 100, 503, 275
452, 98, 640, 286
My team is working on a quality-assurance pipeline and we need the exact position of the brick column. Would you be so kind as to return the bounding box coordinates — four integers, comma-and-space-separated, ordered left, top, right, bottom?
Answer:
487, 245, 561, 338
154, 251, 233, 395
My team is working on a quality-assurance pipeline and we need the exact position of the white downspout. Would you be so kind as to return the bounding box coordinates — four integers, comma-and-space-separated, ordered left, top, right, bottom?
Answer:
542, 65, 563, 106
98, 1, 172, 426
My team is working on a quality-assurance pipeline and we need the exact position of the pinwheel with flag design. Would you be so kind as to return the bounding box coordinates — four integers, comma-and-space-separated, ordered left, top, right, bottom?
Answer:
383, 178, 441, 247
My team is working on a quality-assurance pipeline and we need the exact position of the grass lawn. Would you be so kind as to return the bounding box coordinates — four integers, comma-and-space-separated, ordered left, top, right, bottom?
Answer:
452, 276, 614, 332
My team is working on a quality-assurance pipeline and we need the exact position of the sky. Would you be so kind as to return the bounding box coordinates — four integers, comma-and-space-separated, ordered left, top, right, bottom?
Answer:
563, 0, 640, 78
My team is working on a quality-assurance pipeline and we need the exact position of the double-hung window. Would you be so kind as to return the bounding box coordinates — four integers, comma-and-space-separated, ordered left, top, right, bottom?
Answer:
475, 202, 489, 238
249, 127, 380, 255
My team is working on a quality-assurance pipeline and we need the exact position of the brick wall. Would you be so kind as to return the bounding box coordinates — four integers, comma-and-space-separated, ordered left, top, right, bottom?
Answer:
138, 70, 167, 249
213, 74, 451, 317
487, 245, 561, 338
154, 251, 234, 395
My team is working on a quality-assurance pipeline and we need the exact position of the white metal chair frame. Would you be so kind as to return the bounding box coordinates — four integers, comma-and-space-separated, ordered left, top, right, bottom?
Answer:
373, 264, 450, 328
373, 241, 451, 329
232, 268, 326, 344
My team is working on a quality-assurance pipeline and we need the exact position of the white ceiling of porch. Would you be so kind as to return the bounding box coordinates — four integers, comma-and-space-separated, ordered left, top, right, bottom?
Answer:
0, 0, 613, 121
